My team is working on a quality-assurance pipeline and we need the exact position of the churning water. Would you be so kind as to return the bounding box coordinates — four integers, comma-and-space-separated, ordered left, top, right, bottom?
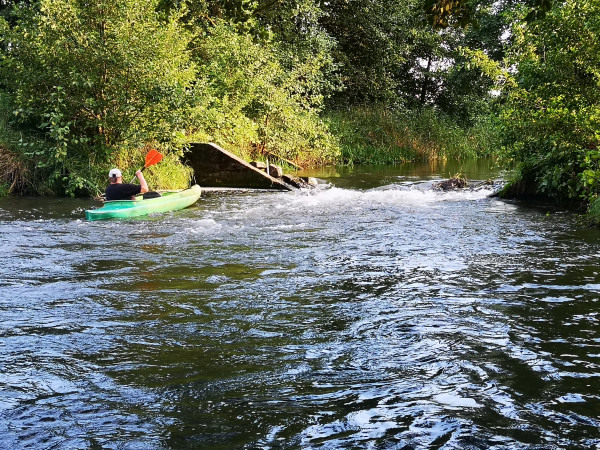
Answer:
2, 161, 600, 449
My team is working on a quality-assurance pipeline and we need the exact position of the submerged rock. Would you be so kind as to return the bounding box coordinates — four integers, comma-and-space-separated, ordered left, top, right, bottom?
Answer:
433, 177, 505, 195
282, 174, 318, 189
434, 176, 469, 191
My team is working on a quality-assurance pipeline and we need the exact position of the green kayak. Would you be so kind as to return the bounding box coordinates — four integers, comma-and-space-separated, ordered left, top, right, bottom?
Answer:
85, 184, 201, 221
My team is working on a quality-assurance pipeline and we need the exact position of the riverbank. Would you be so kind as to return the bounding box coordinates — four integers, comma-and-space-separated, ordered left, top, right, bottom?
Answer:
0, 102, 499, 197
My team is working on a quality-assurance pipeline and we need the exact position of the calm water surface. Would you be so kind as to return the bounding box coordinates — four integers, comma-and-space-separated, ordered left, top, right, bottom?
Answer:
2, 161, 600, 449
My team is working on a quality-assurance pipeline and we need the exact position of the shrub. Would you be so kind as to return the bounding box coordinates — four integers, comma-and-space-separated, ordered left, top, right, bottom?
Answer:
189, 22, 341, 167
1, 0, 196, 195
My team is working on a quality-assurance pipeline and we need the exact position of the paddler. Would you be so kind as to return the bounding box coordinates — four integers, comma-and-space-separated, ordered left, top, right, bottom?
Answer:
105, 168, 149, 201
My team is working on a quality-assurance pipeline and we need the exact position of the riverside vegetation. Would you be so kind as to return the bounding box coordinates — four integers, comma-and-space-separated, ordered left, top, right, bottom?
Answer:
1, 0, 600, 222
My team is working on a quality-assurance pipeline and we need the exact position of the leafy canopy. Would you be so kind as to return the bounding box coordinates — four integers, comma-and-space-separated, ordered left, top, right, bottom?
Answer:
499, 0, 600, 202
1, 0, 196, 194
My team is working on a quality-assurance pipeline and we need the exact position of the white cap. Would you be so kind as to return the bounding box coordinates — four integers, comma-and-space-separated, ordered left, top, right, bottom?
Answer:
109, 168, 122, 178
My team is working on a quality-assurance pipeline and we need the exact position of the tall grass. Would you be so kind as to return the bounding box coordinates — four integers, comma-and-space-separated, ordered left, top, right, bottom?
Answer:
0, 94, 36, 195
325, 106, 499, 165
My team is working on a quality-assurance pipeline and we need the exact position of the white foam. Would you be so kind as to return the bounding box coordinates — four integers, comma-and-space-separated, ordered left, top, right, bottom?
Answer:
184, 218, 224, 233
286, 185, 495, 210
433, 393, 482, 408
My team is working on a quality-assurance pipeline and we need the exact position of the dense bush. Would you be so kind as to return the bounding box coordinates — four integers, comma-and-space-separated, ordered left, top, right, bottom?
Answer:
499, 1, 600, 204
0, 0, 197, 195
187, 22, 341, 167
0, 1, 341, 195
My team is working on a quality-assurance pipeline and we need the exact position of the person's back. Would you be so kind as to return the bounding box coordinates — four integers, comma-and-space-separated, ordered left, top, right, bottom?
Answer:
105, 168, 148, 201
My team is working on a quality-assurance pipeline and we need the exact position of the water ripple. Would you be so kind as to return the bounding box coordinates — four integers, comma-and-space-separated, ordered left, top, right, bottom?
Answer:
2, 173, 600, 448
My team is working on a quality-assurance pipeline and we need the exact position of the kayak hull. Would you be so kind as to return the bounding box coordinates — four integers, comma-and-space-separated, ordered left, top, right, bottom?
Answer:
85, 185, 201, 221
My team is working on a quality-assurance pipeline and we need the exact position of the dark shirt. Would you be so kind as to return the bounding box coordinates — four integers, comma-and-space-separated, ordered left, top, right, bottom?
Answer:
105, 183, 142, 201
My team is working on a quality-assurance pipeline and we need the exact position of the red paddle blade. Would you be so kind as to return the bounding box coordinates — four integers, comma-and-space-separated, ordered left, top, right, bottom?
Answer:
144, 149, 163, 168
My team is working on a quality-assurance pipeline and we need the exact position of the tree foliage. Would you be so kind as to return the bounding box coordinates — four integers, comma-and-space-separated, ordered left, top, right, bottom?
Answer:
1, 0, 196, 194
0, 0, 340, 194
188, 21, 340, 165
499, 0, 600, 203
2, 0, 592, 206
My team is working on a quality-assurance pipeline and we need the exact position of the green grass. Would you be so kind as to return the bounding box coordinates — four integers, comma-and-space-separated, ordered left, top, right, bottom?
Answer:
325, 105, 499, 165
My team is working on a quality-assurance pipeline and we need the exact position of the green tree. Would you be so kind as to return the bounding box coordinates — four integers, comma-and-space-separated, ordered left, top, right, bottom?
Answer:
160, 0, 340, 105
188, 21, 339, 165
1, 0, 196, 194
318, 0, 418, 105
423, 0, 553, 28
499, 0, 600, 203
318, 0, 506, 127
159, 0, 341, 163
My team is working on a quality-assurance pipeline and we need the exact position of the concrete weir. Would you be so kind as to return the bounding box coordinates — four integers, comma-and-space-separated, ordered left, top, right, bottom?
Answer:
183, 143, 293, 191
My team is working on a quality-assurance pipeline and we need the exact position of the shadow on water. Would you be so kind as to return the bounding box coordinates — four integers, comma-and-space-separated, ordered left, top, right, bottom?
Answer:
2, 160, 600, 449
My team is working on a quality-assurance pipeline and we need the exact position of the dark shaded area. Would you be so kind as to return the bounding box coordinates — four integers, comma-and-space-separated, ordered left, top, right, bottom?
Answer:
183, 143, 292, 190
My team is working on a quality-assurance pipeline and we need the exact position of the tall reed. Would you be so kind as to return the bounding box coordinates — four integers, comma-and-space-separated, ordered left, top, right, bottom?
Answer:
325, 106, 498, 165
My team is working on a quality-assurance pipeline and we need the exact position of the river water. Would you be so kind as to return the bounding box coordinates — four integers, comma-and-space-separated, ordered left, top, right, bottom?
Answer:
1, 160, 600, 449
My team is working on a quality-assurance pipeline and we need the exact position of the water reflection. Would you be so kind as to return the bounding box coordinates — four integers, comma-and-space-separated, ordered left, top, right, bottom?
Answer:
1, 162, 600, 448
297, 158, 503, 190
